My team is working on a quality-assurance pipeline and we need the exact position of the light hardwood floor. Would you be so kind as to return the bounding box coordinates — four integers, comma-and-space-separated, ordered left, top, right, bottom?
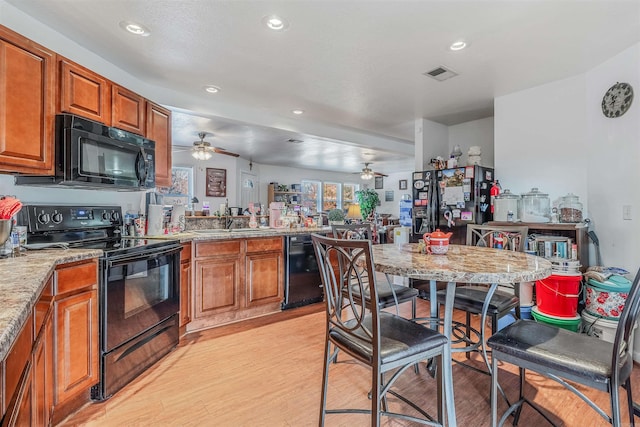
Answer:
60, 299, 640, 426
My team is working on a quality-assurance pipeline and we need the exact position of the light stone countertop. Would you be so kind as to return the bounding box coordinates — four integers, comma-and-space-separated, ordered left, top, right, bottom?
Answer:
0, 227, 331, 361
372, 243, 553, 283
0, 249, 103, 361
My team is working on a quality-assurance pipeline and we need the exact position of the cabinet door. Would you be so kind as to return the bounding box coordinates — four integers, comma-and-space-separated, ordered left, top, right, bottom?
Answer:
179, 243, 192, 327
32, 312, 53, 427
194, 256, 242, 318
111, 85, 145, 135
0, 26, 55, 174
245, 251, 283, 307
146, 101, 172, 187
54, 289, 98, 405
6, 362, 33, 427
59, 58, 111, 123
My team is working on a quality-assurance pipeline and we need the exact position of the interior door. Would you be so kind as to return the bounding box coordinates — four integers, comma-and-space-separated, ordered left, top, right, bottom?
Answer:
240, 171, 259, 210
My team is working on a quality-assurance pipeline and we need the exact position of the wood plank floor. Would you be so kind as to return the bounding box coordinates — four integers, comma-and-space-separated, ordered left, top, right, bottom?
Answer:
59, 299, 640, 426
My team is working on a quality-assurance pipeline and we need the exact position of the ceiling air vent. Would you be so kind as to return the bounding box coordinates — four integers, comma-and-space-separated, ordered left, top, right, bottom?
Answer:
423, 66, 458, 82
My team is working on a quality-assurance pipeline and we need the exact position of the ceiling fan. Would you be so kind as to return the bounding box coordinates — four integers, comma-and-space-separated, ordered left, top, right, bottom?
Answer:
356, 162, 387, 180
175, 132, 240, 160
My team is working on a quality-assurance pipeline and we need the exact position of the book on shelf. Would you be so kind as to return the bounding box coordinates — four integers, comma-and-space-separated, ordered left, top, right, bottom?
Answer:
528, 234, 574, 259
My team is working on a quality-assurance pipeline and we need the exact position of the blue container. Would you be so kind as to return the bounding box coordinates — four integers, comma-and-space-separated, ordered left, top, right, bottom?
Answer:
497, 308, 517, 330
520, 305, 533, 320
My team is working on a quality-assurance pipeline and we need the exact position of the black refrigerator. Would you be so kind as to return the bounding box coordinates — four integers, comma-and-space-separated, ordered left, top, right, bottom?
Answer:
412, 165, 495, 245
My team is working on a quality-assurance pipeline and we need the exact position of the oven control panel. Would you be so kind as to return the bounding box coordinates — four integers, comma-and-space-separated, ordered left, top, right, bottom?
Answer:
17, 204, 123, 232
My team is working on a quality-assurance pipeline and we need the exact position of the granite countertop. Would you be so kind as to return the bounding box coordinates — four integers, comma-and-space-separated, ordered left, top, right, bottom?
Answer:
0, 227, 331, 361
372, 243, 552, 283
0, 248, 102, 361
145, 226, 333, 242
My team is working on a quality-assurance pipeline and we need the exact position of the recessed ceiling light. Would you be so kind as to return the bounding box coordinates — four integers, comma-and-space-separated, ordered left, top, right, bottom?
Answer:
119, 21, 151, 37
449, 40, 467, 51
292, 109, 304, 115
204, 85, 221, 94
262, 15, 289, 31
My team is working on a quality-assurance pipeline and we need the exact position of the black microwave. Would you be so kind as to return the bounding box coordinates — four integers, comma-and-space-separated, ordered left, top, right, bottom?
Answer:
15, 114, 155, 191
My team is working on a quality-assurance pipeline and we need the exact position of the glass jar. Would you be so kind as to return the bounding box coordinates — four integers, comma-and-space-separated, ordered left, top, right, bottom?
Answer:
494, 189, 521, 222
519, 187, 551, 222
559, 193, 583, 223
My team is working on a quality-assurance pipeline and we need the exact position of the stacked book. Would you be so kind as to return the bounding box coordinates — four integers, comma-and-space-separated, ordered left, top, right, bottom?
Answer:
526, 234, 578, 261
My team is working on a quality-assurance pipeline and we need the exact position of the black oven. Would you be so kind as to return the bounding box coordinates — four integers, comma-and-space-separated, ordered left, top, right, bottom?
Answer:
16, 204, 181, 401
96, 241, 181, 400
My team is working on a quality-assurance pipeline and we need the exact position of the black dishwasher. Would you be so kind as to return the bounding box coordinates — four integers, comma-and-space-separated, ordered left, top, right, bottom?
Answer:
282, 233, 326, 309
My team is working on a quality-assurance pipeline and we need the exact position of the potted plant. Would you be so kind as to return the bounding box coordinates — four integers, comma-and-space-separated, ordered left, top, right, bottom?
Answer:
355, 189, 380, 221
327, 208, 346, 225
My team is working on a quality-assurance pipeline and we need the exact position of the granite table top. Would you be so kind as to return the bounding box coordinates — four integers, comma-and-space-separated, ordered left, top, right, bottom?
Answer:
0, 249, 102, 361
372, 243, 553, 284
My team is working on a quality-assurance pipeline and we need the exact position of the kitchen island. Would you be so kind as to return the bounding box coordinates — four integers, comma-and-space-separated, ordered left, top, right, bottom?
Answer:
0, 226, 330, 424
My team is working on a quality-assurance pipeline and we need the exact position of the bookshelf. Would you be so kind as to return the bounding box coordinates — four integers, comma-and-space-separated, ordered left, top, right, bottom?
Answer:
267, 183, 302, 207
488, 222, 589, 271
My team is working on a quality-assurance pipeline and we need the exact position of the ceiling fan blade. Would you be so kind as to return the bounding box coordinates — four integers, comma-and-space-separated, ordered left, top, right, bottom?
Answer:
374, 171, 388, 177
212, 147, 240, 157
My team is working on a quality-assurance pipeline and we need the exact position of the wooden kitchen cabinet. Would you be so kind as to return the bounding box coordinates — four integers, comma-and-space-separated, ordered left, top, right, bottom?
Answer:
146, 101, 172, 188
189, 237, 284, 331
111, 84, 145, 135
179, 243, 192, 331
52, 259, 98, 422
194, 240, 243, 321
58, 58, 111, 124
0, 25, 55, 175
245, 237, 283, 308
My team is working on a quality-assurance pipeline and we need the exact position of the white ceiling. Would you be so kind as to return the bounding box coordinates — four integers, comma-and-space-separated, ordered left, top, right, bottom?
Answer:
6, 0, 640, 175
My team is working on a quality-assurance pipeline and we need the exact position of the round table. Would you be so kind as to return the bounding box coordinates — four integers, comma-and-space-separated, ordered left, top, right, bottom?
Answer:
371, 243, 552, 426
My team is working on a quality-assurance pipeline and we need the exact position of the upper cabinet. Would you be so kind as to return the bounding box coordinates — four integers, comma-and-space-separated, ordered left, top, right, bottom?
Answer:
146, 102, 172, 188
0, 26, 55, 175
0, 25, 173, 179
59, 58, 111, 124
112, 85, 146, 135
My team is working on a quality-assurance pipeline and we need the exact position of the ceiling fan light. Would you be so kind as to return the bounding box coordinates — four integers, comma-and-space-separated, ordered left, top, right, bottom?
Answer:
192, 147, 212, 161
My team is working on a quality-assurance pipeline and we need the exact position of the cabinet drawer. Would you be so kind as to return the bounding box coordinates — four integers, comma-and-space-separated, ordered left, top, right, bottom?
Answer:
246, 237, 283, 253
196, 240, 241, 258
55, 259, 98, 295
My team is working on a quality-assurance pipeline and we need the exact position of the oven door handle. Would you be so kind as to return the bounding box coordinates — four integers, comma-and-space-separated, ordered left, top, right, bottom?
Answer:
106, 245, 181, 267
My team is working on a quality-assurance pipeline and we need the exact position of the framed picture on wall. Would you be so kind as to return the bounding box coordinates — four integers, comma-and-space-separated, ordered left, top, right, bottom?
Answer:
205, 168, 227, 197
374, 176, 384, 189
399, 179, 407, 190
385, 191, 394, 202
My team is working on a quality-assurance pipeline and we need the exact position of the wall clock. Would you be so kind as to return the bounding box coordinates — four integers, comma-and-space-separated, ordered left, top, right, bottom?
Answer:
601, 82, 634, 118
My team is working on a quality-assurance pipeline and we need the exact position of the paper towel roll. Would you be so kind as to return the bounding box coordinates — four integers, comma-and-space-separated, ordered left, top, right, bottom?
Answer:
147, 204, 164, 236
171, 205, 186, 231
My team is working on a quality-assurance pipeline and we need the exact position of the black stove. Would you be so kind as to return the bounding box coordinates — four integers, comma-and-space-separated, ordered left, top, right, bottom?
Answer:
18, 204, 182, 401
16, 204, 179, 256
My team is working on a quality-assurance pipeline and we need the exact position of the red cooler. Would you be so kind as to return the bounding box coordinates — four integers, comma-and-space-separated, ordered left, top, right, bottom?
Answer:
535, 273, 582, 317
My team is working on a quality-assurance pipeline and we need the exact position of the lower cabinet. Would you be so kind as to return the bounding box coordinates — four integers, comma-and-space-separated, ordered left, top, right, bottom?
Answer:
53, 288, 98, 406
189, 237, 283, 330
0, 258, 98, 426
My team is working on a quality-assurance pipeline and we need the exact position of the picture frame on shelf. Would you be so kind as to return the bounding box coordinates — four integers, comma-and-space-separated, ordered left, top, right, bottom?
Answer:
205, 168, 227, 197
374, 176, 384, 189
399, 179, 407, 190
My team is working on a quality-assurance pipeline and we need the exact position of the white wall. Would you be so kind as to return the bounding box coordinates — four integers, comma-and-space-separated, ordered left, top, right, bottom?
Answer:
495, 75, 588, 204
584, 44, 640, 271
448, 117, 495, 168
495, 43, 640, 272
